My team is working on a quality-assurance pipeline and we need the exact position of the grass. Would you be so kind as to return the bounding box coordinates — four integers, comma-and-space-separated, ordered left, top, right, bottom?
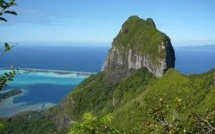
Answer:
113, 16, 167, 60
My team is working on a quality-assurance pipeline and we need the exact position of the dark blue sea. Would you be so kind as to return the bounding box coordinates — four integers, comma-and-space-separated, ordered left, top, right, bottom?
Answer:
0, 44, 215, 117
0, 45, 109, 72
1, 45, 214, 74
175, 45, 215, 74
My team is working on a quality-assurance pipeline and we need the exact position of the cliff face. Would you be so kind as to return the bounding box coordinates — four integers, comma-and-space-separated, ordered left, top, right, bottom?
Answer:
102, 16, 175, 82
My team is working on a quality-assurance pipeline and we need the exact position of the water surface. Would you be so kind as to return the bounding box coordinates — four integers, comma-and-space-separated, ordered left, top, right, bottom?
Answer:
0, 69, 90, 117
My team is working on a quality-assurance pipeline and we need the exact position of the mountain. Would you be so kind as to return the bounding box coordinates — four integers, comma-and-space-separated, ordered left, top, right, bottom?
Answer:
102, 16, 175, 83
1, 16, 214, 134
49, 16, 176, 128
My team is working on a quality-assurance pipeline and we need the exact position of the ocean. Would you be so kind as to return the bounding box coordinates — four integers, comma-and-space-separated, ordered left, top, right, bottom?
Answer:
1, 45, 214, 74
0, 45, 109, 72
175, 45, 215, 74
0, 69, 90, 117
0, 44, 215, 117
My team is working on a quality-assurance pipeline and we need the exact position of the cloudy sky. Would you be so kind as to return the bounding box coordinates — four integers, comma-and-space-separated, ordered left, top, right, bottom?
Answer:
1, 0, 215, 46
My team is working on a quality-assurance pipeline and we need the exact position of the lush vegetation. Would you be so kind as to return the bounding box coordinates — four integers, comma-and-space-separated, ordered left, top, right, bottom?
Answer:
111, 69, 215, 133
69, 112, 120, 134
1, 67, 215, 133
0, 89, 22, 101
0, 0, 17, 91
0, 112, 59, 134
113, 16, 169, 59
50, 68, 154, 129
46, 68, 215, 134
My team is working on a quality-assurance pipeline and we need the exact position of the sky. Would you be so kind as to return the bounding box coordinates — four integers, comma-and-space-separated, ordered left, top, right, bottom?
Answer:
1, 0, 215, 47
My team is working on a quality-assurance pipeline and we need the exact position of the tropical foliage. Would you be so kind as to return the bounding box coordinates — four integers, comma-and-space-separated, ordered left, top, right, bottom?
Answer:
1, 68, 215, 134
0, 112, 58, 134
69, 112, 120, 134
49, 68, 215, 133
0, 0, 17, 91
113, 16, 168, 59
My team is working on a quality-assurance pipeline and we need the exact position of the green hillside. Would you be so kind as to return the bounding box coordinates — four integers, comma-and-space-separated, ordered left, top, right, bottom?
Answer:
111, 69, 215, 133
50, 67, 155, 129
1, 68, 215, 133
51, 68, 214, 133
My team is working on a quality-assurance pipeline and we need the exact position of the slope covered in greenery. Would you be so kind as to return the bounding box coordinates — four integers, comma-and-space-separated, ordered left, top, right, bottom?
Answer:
47, 68, 214, 133
0, 68, 214, 133
50, 67, 155, 129
0, 112, 58, 134
111, 69, 215, 133
113, 16, 167, 57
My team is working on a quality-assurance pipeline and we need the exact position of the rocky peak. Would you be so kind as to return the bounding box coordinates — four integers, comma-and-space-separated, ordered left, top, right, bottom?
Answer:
146, 18, 156, 28
102, 16, 175, 83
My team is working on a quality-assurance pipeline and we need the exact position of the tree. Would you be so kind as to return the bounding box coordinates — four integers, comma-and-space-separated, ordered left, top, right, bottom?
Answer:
0, 0, 17, 91
69, 112, 120, 134
147, 98, 215, 134
0, 122, 3, 128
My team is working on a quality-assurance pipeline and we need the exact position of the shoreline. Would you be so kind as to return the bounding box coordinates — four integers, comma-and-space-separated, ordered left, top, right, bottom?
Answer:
0, 68, 90, 118
0, 89, 26, 108
0, 89, 23, 102
0, 89, 56, 118
0, 68, 96, 76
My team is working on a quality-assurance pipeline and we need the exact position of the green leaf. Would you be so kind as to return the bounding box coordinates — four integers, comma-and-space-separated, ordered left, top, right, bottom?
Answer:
0, 123, 4, 128
4, 43, 11, 51
11, 1, 17, 6
4, 10, 17, 15
0, 17, 7, 22
82, 112, 95, 122
100, 114, 113, 124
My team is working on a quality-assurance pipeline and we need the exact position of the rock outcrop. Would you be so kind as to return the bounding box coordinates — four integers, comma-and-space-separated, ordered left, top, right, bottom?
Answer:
102, 16, 175, 83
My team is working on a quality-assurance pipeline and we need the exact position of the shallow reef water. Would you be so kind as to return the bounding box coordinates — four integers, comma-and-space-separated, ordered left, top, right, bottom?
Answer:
0, 69, 90, 117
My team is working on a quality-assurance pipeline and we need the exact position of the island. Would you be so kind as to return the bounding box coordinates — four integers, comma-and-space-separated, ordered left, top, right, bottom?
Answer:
0, 89, 22, 102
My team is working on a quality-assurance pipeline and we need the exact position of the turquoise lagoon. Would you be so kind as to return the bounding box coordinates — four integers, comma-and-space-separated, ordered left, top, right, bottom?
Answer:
0, 69, 91, 117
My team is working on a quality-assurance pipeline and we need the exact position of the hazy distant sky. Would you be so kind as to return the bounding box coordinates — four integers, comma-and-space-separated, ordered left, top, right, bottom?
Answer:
1, 0, 215, 46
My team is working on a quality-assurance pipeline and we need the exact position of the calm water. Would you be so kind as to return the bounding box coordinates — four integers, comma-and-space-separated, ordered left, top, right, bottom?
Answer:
0, 69, 89, 117
0, 45, 109, 72
175, 45, 215, 74
1, 45, 214, 74
0, 44, 215, 117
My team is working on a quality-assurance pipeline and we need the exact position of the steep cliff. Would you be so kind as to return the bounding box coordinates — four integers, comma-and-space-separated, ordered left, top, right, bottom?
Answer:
102, 16, 175, 83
